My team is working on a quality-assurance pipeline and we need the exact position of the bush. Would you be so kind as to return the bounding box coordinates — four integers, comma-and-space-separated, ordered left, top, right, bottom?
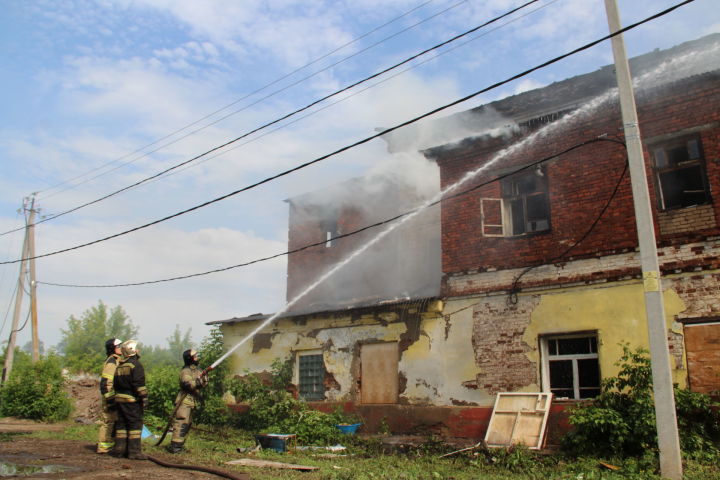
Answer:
145, 364, 178, 419
0, 355, 72, 422
228, 357, 349, 445
562, 344, 720, 457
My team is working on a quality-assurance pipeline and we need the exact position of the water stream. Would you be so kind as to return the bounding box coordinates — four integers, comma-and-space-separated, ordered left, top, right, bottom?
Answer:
211, 41, 720, 371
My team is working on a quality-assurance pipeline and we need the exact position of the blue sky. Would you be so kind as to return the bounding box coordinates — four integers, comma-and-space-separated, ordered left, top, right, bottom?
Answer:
0, 0, 718, 350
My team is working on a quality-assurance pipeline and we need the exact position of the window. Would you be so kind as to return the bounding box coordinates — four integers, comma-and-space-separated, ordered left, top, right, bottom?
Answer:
651, 135, 710, 211
321, 219, 338, 248
501, 168, 550, 236
541, 335, 600, 400
298, 352, 325, 400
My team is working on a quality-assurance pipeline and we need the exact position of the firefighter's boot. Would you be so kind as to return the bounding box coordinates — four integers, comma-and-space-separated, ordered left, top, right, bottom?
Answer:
110, 437, 127, 458
167, 441, 184, 454
127, 438, 147, 460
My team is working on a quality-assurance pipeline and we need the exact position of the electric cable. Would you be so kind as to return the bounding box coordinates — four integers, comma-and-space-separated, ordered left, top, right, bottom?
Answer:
507, 139, 629, 305
159, 0, 558, 182
38, 137, 624, 288
34, 0, 441, 200
2, 0, 693, 266
10, 306, 31, 335
0, 282, 19, 338
1, 0, 543, 238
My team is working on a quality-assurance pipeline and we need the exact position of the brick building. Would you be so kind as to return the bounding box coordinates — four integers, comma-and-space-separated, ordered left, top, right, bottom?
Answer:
212, 34, 720, 439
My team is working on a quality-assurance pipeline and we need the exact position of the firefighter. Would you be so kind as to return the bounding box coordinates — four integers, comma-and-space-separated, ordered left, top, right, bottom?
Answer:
167, 349, 208, 453
111, 339, 148, 460
97, 338, 122, 453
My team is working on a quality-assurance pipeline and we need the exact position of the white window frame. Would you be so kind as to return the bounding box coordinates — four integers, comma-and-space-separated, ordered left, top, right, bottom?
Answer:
540, 333, 599, 400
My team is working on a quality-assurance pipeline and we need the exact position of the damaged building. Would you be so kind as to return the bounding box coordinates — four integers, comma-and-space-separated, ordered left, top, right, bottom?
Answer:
209, 33, 720, 439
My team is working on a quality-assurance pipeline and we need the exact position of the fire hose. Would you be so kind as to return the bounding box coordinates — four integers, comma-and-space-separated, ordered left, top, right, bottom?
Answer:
155, 366, 214, 446
146, 454, 249, 480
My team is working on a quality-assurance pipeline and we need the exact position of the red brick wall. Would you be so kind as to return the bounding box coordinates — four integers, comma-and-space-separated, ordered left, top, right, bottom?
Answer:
432, 73, 720, 296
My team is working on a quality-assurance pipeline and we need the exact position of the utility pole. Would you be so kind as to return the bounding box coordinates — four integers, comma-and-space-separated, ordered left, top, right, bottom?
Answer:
1, 202, 31, 383
27, 195, 40, 362
604, 1, 682, 479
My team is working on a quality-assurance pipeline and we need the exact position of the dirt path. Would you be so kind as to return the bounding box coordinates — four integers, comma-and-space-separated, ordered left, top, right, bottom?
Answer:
0, 436, 246, 479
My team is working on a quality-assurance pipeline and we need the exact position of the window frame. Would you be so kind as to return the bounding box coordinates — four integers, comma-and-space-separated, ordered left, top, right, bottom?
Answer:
295, 349, 326, 401
500, 167, 551, 236
540, 333, 600, 400
649, 134, 711, 211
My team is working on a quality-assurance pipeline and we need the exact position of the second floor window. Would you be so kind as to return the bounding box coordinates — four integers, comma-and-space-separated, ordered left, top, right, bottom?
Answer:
501, 168, 550, 236
651, 135, 710, 211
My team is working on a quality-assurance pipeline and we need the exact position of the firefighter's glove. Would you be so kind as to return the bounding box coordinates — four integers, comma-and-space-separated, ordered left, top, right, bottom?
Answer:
106, 397, 117, 411
141, 396, 149, 411
199, 373, 209, 388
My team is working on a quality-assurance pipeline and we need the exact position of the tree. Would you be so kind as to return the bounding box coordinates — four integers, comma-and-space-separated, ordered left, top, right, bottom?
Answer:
58, 301, 138, 374
139, 325, 194, 373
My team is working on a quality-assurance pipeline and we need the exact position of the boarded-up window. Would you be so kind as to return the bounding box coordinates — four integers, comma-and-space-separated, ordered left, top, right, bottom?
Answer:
360, 342, 399, 404
684, 322, 720, 397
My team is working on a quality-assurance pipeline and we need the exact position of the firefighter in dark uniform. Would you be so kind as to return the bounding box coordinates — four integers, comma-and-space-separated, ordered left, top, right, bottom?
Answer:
112, 339, 148, 460
168, 349, 208, 453
97, 338, 122, 453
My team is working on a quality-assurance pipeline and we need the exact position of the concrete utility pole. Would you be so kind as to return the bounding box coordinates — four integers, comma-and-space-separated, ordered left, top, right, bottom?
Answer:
1, 205, 31, 383
604, 1, 683, 479
27, 196, 40, 362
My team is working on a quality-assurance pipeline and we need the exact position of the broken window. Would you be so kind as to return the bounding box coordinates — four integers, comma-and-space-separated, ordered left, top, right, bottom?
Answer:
541, 334, 600, 400
501, 167, 550, 236
298, 352, 325, 401
651, 135, 710, 211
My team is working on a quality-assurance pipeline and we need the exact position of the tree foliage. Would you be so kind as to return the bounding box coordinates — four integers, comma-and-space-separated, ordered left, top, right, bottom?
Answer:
562, 344, 720, 458
140, 324, 194, 372
0, 354, 72, 422
58, 301, 138, 374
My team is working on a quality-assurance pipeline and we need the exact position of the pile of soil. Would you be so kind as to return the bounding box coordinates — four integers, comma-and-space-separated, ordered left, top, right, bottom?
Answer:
66, 376, 101, 425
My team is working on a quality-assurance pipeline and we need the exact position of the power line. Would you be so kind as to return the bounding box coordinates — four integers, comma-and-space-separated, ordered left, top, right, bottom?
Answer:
1, 0, 543, 238
38, 137, 625, 288
0, 0, 695, 266
34, 0, 456, 201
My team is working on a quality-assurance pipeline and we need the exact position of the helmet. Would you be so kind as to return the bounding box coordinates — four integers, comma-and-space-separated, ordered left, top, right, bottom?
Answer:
121, 340, 139, 358
183, 349, 199, 366
105, 338, 122, 355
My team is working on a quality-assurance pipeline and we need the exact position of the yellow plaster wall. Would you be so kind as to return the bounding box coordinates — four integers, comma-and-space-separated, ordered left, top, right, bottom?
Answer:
524, 283, 687, 387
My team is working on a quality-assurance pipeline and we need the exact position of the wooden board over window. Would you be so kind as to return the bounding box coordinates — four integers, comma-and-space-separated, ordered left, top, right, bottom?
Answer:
361, 342, 399, 404
484, 393, 552, 449
684, 322, 720, 396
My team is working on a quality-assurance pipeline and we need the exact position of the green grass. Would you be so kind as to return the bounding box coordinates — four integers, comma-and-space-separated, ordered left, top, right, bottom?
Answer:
6, 423, 720, 480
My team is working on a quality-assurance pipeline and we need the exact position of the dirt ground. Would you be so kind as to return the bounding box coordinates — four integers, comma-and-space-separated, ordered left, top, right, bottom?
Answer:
0, 435, 245, 479
0, 378, 249, 479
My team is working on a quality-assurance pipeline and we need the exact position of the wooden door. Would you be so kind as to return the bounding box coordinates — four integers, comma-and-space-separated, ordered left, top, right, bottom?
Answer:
684, 322, 720, 396
360, 342, 399, 404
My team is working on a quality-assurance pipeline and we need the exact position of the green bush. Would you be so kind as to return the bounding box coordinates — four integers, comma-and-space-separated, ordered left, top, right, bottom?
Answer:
0, 355, 72, 422
145, 364, 178, 419
562, 344, 720, 457
228, 357, 348, 445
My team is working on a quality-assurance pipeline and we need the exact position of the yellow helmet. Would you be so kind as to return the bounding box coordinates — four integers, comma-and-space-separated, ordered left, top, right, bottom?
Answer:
121, 339, 139, 357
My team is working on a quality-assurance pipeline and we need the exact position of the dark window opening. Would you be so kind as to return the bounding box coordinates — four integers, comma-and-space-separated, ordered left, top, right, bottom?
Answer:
299, 354, 325, 401
502, 168, 550, 236
545, 335, 600, 400
651, 136, 710, 211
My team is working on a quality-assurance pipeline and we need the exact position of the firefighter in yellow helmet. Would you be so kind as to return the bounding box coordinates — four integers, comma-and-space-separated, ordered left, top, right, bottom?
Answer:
111, 340, 148, 460
167, 349, 208, 453
96, 338, 122, 454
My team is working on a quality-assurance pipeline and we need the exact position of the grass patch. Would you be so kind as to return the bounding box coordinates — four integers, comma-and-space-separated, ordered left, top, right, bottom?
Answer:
20, 423, 720, 480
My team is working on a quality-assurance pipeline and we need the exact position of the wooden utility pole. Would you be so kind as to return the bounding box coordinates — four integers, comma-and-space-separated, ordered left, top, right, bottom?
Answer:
27, 196, 39, 362
604, 1, 682, 478
1, 202, 31, 383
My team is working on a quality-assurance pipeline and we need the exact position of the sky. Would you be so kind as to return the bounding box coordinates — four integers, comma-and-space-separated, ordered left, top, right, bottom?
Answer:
0, 0, 718, 351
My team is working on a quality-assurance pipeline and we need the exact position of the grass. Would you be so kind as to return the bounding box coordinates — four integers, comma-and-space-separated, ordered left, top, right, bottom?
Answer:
9, 423, 720, 480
